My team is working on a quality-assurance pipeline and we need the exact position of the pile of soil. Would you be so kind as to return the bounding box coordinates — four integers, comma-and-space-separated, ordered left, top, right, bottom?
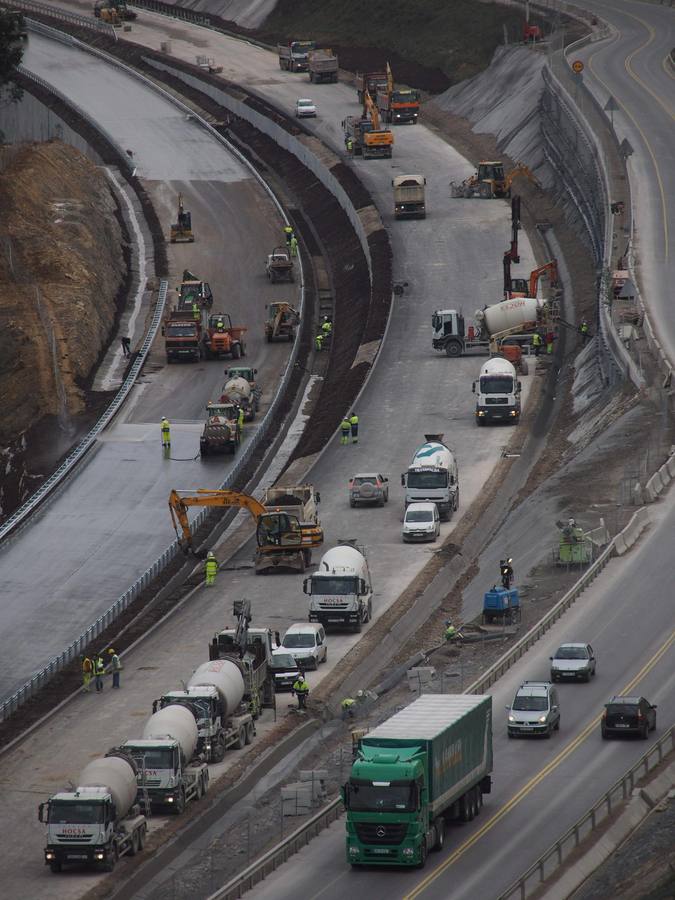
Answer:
0, 141, 126, 516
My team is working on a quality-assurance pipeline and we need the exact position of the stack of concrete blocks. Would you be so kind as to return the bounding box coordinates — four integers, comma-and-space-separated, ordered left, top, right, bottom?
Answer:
407, 666, 436, 693
282, 770, 328, 817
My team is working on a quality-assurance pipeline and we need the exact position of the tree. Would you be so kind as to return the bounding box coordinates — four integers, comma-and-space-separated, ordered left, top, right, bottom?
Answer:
0, 10, 26, 103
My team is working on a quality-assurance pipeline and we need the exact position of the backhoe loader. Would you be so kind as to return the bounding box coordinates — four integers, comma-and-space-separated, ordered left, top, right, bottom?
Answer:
451, 161, 541, 199
169, 489, 323, 574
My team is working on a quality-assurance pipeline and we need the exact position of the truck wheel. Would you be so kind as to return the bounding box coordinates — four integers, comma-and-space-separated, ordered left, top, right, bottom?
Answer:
49, 861, 62, 873
232, 343, 241, 359
245, 721, 254, 744
445, 341, 462, 358
234, 726, 246, 750
432, 817, 445, 851
349, 499, 356, 508
213, 735, 226, 762
416, 838, 427, 869
103, 845, 118, 872
353, 619, 362, 633
137, 825, 146, 851
174, 788, 186, 815
129, 829, 140, 856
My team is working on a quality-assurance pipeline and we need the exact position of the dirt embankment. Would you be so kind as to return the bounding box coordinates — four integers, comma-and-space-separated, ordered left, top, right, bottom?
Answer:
0, 141, 126, 516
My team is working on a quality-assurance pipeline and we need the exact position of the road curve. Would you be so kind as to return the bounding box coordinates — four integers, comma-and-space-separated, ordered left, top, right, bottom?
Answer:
0, 31, 295, 700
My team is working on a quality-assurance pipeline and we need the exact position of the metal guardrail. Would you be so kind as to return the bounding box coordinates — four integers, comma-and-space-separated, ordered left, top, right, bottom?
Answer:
208, 798, 343, 900
499, 725, 675, 899
0, 0, 116, 38
1, 20, 306, 720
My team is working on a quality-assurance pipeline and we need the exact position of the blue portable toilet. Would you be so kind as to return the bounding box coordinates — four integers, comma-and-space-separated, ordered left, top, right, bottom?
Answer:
482, 586, 520, 624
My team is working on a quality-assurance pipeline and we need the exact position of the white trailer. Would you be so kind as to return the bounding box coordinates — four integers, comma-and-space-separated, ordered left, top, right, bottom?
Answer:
473, 357, 521, 425
401, 434, 459, 519
40, 753, 147, 873
305, 540, 373, 631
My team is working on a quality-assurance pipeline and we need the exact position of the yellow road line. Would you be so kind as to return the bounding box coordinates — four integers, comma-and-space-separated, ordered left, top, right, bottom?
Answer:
405, 628, 675, 899
621, 10, 675, 120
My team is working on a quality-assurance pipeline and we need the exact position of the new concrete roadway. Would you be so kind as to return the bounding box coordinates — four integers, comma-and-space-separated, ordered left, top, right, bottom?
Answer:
249, 491, 675, 900
0, 31, 295, 700
573, 0, 675, 362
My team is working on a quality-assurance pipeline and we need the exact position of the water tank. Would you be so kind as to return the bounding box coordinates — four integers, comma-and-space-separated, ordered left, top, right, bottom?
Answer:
410, 441, 454, 472
78, 756, 137, 819
477, 297, 545, 336
480, 357, 516, 379
143, 705, 198, 762
222, 377, 251, 401
318, 544, 368, 580
188, 659, 245, 719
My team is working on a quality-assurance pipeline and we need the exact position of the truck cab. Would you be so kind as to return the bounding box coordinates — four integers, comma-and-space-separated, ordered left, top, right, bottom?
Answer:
304, 540, 373, 632
208, 627, 276, 714
401, 435, 459, 520
41, 788, 118, 871
122, 739, 184, 806
156, 687, 224, 761
473, 357, 521, 425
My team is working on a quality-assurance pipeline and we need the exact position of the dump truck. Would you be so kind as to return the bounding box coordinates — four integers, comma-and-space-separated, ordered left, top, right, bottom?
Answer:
203, 313, 247, 360
402, 435, 459, 520
164, 309, 202, 362
266, 247, 294, 284
265, 301, 299, 342
227, 366, 261, 410
220, 375, 255, 421
208, 601, 277, 716
122, 706, 209, 814
261, 484, 320, 524
39, 752, 147, 873
377, 65, 419, 124
200, 402, 240, 456
305, 541, 373, 631
343, 694, 493, 867
356, 70, 389, 104
278, 40, 316, 72
155, 658, 255, 762
393, 174, 426, 219
308, 49, 338, 83
432, 297, 552, 363
473, 357, 521, 425
178, 270, 213, 310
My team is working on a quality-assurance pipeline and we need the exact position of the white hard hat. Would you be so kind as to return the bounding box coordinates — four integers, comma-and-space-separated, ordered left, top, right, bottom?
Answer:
207, 551, 214, 558
357, 690, 364, 698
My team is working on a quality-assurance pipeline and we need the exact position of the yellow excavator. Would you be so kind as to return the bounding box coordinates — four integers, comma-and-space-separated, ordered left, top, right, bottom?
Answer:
169, 489, 324, 574
361, 91, 394, 160
452, 161, 541, 199
170, 193, 194, 243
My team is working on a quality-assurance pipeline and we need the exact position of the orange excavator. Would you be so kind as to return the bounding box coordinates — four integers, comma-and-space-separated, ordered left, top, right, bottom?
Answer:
509, 260, 559, 298
169, 489, 324, 574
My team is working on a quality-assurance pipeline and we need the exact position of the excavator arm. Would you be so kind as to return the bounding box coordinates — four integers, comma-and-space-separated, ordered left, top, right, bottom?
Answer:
528, 259, 559, 296
386, 61, 394, 95
363, 90, 381, 131
169, 489, 268, 551
504, 163, 541, 192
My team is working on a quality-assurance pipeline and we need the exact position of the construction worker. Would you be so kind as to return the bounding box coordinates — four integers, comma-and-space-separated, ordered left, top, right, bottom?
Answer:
444, 621, 460, 643
205, 551, 218, 586
292, 673, 310, 710
341, 697, 356, 719
340, 417, 351, 445
238, 405, 245, 431
192, 302, 200, 322
546, 330, 555, 355
289, 235, 299, 257
349, 411, 359, 444
321, 317, 332, 336
579, 319, 590, 342
161, 417, 171, 448
81, 655, 93, 693
531, 332, 542, 357
315, 332, 324, 352
120, 336, 131, 357
283, 225, 294, 246
216, 318, 225, 332
346, 136, 354, 154
108, 648, 122, 689
500, 558, 514, 589
94, 653, 105, 692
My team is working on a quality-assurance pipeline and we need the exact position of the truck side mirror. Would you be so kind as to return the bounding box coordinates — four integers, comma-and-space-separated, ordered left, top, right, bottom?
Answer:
152, 699, 159, 713
274, 630, 281, 647
38, 802, 46, 823
360, 579, 367, 594
517, 381, 522, 393
254, 368, 258, 374
472, 382, 476, 393
303, 578, 311, 595
401, 474, 405, 487
315, 491, 321, 503
341, 783, 350, 807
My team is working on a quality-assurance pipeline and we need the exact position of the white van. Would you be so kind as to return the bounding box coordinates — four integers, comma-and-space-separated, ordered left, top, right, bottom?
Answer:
279, 623, 327, 670
402, 502, 440, 542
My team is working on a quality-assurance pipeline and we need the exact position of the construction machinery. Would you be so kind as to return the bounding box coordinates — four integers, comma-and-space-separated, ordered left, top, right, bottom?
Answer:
200, 402, 240, 456
178, 270, 213, 310
93, 1, 136, 23
308, 49, 338, 83
226, 366, 261, 410
278, 40, 316, 72
170, 193, 194, 243
265, 247, 294, 284
556, 518, 592, 565
355, 70, 389, 105
377, 63, 420, 124
163, 309, 202, 362
220, 375, 255, 420
507, 259, 559, 299
351, 91, 393, 160
451, 162, 540, 199
168, 489, 324, 573
265, 301, 299, 342
392, 174, 426, 219
202, 313, 247, 360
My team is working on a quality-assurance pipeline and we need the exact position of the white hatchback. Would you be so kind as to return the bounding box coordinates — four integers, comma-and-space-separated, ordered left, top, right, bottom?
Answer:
295, 98, 317, 117
402, 502, 440, 542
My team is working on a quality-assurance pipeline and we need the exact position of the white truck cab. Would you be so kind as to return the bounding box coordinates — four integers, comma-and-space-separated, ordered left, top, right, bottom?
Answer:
401, 434, 459, 520
473, 356, 521, 425
305, 540, 373, 632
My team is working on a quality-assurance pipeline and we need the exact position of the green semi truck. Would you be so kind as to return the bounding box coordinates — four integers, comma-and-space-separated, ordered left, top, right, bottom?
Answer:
343, 694, 493, 868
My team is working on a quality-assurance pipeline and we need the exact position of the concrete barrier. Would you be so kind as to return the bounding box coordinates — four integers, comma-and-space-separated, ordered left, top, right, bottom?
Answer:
644, 472, 663, 502
668, 455, 675, 480
658, 463, 671, 488
614, 507, 650, 556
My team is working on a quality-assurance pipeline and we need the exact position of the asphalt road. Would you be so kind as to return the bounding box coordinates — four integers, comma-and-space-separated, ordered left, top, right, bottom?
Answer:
249, 492, 675, 900
0, 32, 295, 700
572, 0, 675, 362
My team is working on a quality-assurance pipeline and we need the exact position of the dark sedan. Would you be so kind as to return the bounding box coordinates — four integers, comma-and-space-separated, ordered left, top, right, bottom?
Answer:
601, 696, 657, 740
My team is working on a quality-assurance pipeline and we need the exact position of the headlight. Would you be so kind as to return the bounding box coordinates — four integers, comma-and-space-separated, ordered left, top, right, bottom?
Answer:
477, 410, 486, 417
403, 847, 414, 857
510, 410, 517, 417
538, 715, 548, 723
167, 796, 174, 803
95, 852, 104, 860
508, 715, 515, 722
349, 846, 360, 857
46, 852, 55, 860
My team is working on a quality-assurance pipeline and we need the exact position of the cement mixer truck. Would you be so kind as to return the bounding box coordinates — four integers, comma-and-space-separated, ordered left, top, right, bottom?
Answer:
432, 296, 551, 363
39, 752, 147, 873
401, 435, 459, 520
304, 540, 373, 632
154, 658, 256, 763
122, 706, 209, 814
220, 375, 256, 421
473, 356, 521, 425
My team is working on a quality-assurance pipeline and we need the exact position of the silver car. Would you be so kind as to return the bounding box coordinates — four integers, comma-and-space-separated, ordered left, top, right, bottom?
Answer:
507, 682, 560, 738
550, 643, 596, 683
349, 473, 389, 507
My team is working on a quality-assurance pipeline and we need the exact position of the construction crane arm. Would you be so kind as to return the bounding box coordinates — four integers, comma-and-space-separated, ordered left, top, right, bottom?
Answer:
528, 259, 559, 296
169, 489, 268, 550
363, 90, 381, 131
386, 61, 393, 94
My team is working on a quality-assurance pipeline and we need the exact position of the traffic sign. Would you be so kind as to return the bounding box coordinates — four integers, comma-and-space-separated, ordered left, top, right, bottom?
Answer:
571, 60, 584, 73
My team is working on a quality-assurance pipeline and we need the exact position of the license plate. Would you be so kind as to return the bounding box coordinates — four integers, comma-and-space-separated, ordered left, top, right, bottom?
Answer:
614, 723, 630, 728
67, 854, 89, 860
519, 726, 533, 731
328, 618, 342, 622
371, 848, 390, 855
